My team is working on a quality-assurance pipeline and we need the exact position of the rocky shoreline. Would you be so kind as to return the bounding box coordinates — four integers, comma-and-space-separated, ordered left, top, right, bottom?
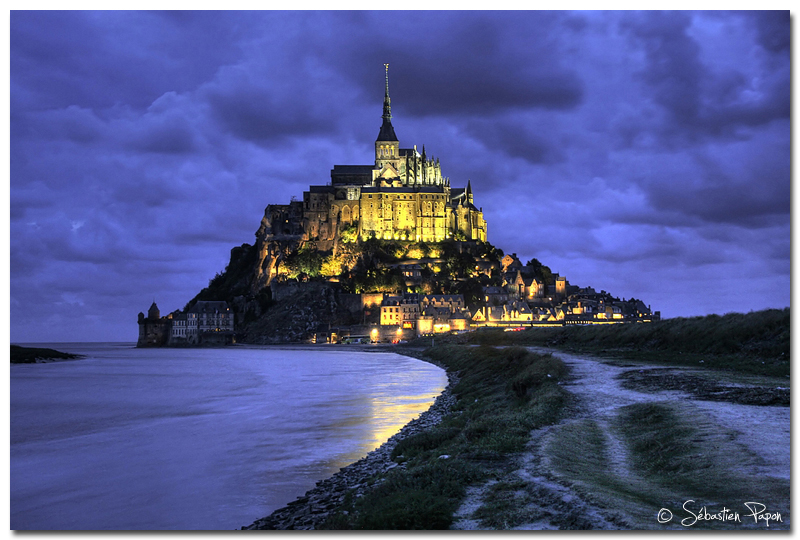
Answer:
242, 359, 457, 530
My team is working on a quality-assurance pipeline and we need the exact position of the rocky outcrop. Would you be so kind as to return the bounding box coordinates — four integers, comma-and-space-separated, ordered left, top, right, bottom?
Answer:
252, 202, 306, 291
243, 368, 458, 530
241, 283, 361, 343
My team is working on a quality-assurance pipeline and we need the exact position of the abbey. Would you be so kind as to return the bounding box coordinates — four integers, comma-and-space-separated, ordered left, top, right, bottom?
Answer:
265, 66, 487, 253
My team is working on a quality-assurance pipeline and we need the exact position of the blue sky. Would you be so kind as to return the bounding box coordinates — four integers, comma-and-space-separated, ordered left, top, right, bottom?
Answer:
10, 10, 791, 342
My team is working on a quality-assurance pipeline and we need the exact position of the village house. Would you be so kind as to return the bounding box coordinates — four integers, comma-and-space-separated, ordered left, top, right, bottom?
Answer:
380, 293, 420, 328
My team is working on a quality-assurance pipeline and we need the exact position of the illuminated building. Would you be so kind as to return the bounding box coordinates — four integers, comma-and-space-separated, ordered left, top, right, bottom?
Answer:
379, 293, 469, 335
259, 65, 488, 265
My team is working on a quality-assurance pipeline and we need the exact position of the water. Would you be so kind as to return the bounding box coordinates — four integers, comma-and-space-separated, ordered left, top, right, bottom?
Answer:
10, 343, 447, 530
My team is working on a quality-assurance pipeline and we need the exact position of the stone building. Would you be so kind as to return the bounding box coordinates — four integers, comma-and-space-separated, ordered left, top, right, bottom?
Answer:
380, 293, 420, 328
137, 302, 170, 347
256, 66, 488, 271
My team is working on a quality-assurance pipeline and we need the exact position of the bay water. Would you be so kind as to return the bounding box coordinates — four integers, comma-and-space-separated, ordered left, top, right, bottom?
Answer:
10, 343, 446, 530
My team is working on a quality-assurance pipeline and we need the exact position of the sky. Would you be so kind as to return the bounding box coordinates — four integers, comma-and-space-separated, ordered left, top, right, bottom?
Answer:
9, 10, 792, 343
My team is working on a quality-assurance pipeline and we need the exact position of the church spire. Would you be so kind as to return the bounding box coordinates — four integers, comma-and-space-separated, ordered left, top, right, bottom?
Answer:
376, 63, 398, 142
383, 63, 391, 120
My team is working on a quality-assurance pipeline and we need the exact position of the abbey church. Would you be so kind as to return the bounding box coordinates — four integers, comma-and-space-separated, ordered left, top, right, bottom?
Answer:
264, 66, 487, 252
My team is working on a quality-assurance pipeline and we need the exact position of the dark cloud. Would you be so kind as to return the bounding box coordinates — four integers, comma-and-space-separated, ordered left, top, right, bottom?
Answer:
620, 11, 789, 145
202, 72, 341, 143
462, 118, 563, 164
646, 166, 789, 228
624, 12, 702, 127
750, 10, 790, 53
127, 117, 197, 154
13, 106, 105, 143
317, 11, 584, 117
11, 11, 252, 111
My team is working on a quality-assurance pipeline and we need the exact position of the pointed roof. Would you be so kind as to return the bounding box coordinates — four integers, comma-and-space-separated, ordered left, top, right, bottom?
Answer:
377, 64, 398, 142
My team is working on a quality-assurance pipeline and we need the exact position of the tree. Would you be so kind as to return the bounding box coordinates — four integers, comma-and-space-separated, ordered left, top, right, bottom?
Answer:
340, 222, 359, 244
320, 254, 344, 277
284, 242, 324, 278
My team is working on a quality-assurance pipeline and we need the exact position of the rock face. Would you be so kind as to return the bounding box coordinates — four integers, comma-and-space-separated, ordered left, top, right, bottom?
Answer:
186, 204, 369, 343
253, 203, 306, 291
243, 369, 458, 530
242, 282, 361, 343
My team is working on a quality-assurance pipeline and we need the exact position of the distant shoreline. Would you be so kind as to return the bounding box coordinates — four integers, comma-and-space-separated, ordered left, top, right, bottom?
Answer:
9, 345, 85, 364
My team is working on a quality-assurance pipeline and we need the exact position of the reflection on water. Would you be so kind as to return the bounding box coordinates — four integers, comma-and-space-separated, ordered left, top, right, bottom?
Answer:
366, 394, 440, 460
10, 344, 446, 530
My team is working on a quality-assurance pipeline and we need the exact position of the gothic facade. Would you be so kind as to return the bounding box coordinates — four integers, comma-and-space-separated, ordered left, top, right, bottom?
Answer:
263, 66, 488, 249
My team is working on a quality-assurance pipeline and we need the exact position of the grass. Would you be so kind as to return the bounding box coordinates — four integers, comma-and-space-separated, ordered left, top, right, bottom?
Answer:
617, 403, 784, 498
319, 345, 571, 530
618, 402, 789, 528
472, 479, 545, 529
435, 309, 789, 378
545, 418, 670, 527
544, 403, 790, 529
10, 345, 82, 363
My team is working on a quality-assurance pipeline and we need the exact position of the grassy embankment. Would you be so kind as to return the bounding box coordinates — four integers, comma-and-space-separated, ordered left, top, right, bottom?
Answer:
546, 402, 790, 529
320, 346, 570, 530
10, 345, 82, 364
445, 309, 789, 378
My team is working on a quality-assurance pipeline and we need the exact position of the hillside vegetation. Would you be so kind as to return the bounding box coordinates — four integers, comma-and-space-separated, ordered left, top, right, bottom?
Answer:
445, 309, 789, 377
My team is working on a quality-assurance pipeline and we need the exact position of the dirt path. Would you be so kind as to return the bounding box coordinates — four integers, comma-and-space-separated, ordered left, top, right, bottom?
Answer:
452, 349, 790, 530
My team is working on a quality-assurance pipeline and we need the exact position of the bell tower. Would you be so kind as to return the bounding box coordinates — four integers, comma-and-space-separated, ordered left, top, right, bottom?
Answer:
375, 64, 400, 183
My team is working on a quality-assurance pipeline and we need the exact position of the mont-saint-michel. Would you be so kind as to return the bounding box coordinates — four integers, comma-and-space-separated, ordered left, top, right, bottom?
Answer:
11, 11, 789, 532
138, 66, 658, 347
